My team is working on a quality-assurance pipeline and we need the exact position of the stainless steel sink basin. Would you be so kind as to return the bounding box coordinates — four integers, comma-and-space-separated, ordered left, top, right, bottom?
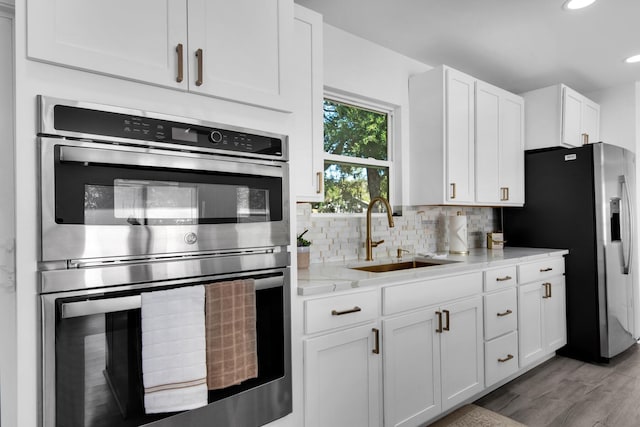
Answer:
351, 259, 459, 273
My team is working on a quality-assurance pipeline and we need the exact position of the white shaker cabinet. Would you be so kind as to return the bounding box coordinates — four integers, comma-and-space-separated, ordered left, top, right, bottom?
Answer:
291, 5, 324, 202
27, 0, 292, 111
521, 84, 600, 150
475, 82, 524, 205
409, 66, 476, 205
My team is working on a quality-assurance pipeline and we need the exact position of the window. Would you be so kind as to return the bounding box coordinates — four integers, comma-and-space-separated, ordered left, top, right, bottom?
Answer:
312, 97, 392, 214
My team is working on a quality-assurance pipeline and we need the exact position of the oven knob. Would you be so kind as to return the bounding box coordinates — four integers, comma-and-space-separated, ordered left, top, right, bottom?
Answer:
184, 232, 198, 245
209, 130, 223, 143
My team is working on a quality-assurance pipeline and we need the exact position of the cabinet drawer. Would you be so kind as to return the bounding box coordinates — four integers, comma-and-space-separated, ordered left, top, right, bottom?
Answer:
484, 288, 517, 340
518, 257, 565, 284
484, 265, 517, 292
382, 272, 482, 315
485, 331, 519, 387
305, 290, 378, 334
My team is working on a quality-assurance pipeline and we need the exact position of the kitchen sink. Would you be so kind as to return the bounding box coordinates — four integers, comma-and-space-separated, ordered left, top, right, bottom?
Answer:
350, 259, 459, 273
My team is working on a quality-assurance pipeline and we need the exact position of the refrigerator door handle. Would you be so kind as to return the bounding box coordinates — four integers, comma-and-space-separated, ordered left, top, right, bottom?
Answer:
621, 175, 633, 275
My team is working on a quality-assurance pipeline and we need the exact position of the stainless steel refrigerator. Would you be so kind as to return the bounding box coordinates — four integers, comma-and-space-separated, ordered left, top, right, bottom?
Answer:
504, 142, 638, 362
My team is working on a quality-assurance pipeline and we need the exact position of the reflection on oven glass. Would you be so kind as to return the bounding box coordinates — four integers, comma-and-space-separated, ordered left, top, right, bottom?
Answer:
237, 188, 270, 223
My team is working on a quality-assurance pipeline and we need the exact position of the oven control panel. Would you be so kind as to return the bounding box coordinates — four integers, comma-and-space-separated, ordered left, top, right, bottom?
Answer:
50, 104, 284, 158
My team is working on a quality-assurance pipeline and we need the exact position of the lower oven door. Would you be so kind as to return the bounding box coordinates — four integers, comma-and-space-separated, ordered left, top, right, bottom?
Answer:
42, 268, 291, 427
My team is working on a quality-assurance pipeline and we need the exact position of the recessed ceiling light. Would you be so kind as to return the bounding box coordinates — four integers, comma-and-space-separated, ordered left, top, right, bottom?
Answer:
625, 54, 640, 64
563, 0, 596, 10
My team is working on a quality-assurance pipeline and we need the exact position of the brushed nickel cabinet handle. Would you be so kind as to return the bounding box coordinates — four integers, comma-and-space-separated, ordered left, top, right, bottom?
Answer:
498, 354, 514, 363
443, 309, 450, 331
548, 283, 552, 298
195, 48, 203, 86
331, 306, 361, 316
540, 267, 553, 272
435, 311, 443, 333
582, 133, 589, 145
316, 172, 323, 194
500, 187, 509, 201
176, 43, 184, 83
542, 283, 551, 299
497, 309, 513, 317
450, 183, 456, 199
372, 328, 380, 354
496, 275, 512, 282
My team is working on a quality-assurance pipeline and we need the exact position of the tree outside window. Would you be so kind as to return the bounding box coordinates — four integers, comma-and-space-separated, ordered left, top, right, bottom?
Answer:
312, 98, 391, 214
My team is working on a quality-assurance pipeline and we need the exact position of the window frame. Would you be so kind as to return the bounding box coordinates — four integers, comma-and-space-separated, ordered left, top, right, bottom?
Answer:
315, 91, 395, 215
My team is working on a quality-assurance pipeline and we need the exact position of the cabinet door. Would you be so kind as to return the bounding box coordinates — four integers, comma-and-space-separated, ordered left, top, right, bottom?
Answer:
304, 324, 381, 427
582, 98, 600, 144
544, 278, 567, 352
27, 0, 188, 89
291, 5, 324, 202
499, 93, 525, 205
383, 310, 441, 427
518, 282, 545, 366
187, 0, 292, 111
445, 69, 475, 203
475, 81, 500, 204
440, 295, 484, 411
562, 86, 584, 147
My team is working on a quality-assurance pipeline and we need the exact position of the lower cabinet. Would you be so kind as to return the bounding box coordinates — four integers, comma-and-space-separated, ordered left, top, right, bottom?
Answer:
382, 295, 483, 427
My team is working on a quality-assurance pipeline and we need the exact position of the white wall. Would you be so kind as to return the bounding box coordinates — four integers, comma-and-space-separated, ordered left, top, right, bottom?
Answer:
588, 82, 637, 152
322, 24, 430, 209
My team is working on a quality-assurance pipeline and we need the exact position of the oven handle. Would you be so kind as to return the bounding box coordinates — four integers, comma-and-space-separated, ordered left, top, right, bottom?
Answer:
60, 275, 284, 319
58, 145, 284, 176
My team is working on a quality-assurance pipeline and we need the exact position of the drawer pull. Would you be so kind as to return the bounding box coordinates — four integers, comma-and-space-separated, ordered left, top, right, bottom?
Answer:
496, 275, 512, 282
540, 267, 553, 272
331, 306, 362, 316
498, 354, 514, 363
497, 309, 513, 317
436, 311, 443, 333
372, 328, 380, 354
443, 309, 451, 331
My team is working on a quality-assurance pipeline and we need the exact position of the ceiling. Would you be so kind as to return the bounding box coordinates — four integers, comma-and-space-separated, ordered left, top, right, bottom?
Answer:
294, 0, 640, 95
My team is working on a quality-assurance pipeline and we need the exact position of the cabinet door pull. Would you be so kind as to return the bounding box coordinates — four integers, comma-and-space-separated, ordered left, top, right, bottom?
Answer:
435, 311, 443, 333
372, 328, 380, 354
547, 283, 552, 298
496, 275, 512, 282
176, 43, 184, 83
450, 183, 456, 199
498, 354, 514, 363
195, 48, 204, 86
331, 306, 361, 316
497, 309, 513, 317
443, 309, 450, 331
316, 172, 323, 194
542, 283, 551, 299
540, 267, 553, 272
582, 133, 589, 145
500, 187, 509, 201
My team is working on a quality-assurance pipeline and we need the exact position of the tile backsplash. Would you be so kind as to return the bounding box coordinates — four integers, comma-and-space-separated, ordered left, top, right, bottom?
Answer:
296, 203, 501, 264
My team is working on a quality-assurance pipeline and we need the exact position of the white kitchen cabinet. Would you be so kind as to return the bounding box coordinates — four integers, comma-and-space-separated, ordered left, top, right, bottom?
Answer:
410, 65, 523, 206
475, 81, 525, 205
291, 5, 324, 202
518, 258, 567, 367
304, 323, 381, 427
521, 84, 600, 150
27, 0, 292, 111
409, 65, 475, 205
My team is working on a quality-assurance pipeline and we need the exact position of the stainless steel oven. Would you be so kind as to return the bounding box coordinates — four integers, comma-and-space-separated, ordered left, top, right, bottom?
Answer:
38, 96, 289, 262
37, 96, 292, 427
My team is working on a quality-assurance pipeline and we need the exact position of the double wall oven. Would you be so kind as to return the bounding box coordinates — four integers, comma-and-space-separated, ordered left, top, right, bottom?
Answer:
38, 96, 291, 427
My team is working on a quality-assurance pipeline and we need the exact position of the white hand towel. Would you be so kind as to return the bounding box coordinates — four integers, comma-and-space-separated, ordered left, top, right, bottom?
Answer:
141, 285, 208, 414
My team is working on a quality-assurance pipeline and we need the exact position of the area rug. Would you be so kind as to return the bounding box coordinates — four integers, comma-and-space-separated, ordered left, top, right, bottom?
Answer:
429, 404, 527, 427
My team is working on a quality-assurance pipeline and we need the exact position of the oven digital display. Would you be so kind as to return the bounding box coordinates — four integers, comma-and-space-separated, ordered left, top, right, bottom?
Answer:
171, 127, 199, 143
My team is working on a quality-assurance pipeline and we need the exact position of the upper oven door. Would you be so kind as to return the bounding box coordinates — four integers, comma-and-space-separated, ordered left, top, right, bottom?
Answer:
39, 138, 290, 262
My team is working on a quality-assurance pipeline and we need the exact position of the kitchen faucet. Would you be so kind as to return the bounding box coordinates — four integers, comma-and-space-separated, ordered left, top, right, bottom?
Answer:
365, 197, 395, 261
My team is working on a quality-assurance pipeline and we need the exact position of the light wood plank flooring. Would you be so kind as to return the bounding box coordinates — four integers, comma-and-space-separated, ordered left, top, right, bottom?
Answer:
476, 344, 640, 426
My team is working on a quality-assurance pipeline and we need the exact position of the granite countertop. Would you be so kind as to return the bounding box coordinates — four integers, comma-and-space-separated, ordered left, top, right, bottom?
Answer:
297, 247, 569, 296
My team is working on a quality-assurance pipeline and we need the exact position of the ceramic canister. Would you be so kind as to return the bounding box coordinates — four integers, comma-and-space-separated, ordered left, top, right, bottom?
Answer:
449, 211, 468, 254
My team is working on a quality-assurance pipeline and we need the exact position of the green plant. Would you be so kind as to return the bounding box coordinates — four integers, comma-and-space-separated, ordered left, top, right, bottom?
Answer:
297, 229, 311, 247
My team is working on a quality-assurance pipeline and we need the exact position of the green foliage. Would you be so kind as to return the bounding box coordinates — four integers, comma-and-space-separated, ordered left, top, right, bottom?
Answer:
312, 100, 390, 214
297, 229, 311, 247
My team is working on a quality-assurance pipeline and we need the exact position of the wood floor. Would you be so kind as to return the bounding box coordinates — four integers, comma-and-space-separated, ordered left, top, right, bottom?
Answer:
475, 344, 640, 427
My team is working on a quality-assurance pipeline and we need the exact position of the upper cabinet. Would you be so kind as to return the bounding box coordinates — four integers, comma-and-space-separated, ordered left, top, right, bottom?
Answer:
409, 65, 524, 206
27, 0, 293, 112
521, 84, 600, 150
291, 5, 324, 202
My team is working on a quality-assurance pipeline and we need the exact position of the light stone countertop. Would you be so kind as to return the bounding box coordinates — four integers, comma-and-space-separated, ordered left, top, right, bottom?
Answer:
296, 247, 569, 296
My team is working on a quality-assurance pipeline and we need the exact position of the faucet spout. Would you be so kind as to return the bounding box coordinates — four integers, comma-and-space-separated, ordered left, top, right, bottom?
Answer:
365, 197, 394, 261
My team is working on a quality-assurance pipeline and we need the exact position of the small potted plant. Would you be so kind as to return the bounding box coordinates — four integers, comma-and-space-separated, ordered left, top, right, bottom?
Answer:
297, 229, 311, 269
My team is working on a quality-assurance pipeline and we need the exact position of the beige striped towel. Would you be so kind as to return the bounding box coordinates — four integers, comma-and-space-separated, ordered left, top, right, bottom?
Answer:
205, 279, 258, 390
